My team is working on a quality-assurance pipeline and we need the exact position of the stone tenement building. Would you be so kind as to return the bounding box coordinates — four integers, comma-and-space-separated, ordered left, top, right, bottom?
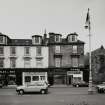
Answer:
0, 32, 85, 85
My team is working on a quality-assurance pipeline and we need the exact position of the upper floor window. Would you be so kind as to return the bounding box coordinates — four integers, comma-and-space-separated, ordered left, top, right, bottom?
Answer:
72, 35, 76, 42
24, 58, 31, 68
0, 47, 4, 55
36, 58, 43, 67
55, 58, 61, 67
10, 47, 16, 56
0, 58, 4, 68
24, 47, 30, 55
0, 36, 3, 43
55, 35, 61, 42
55, 46, 61, 53
72, 46, 77, 53
10, 58, 16, 68
72, 57, 78, 67
36, 46, 42, 56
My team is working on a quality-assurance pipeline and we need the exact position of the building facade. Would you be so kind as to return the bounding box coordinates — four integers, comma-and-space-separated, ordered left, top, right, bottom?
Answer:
48, 32, 85, 85
0, 33, 48, 85
0, 32, 85, 86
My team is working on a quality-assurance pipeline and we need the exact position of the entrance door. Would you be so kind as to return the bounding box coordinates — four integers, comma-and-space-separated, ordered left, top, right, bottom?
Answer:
67, 75, 73, 85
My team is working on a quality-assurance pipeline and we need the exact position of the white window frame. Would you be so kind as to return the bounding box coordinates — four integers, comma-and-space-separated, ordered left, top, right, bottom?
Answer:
24, 58, 31, 68
10, 47, 16, 56
0, 47, 4, 55
55, 58, 61, 67
0, 36, 4, 44
10, 58, 16, 68
55, 46, 61, 53
36, 58, 43, 67
55, 35, 61, 42
24, 47, 30, 56
72, 57, 78, 67
36, 46, 42, 56
72, 45, 77, 53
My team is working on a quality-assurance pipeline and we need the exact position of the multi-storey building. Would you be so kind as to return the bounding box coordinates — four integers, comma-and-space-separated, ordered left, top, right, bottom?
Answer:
0, 33, 48, 85
48, 32, 85, 85
0, 32, 85, 86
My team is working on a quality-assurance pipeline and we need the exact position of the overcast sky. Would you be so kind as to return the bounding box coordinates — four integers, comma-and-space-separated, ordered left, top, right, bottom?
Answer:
0, 0, 105, 53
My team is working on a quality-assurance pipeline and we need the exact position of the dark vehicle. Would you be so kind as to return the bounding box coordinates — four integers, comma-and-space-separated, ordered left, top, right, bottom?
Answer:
72, 81, 88, 87
96, 82, 105, 93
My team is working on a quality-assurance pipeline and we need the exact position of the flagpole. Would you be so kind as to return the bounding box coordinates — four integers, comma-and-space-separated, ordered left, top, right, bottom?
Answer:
85, 8, 93, 94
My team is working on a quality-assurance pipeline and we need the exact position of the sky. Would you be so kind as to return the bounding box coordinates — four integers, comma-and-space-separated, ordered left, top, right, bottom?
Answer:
0, 0, 105, 53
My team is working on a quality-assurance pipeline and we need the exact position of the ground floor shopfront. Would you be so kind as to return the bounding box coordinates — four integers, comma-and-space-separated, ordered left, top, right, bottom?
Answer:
0, 67, 87, 86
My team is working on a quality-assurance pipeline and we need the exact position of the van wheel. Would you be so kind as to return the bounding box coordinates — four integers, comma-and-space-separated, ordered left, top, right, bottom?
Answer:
41, 90, 46, 94
19, 90, 24, 95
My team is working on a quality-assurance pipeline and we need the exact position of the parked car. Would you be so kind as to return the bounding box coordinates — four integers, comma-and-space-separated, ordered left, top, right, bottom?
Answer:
7, 81, 17, 88
96, 82, 105, 93
16, 82, 48, 95
72, 81, 88, 87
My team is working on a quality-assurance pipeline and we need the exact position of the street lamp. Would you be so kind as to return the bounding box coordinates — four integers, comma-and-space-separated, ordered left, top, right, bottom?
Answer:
85, 8, 93, 94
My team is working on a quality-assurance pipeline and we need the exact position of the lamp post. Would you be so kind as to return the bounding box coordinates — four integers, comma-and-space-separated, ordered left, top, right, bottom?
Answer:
85, 8, 93, 94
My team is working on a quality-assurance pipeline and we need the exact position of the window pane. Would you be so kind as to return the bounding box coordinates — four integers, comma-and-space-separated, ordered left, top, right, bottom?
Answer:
55, 58, 61, 67
0, 47, 4, 55
72, 46, 77, 53
55, 46, 60, 53
72, 35, 75, 41
32, 76, 39, 81
36, 58, 42, 67
10, 47, 16, 55
24, 59, 30, 68
35, 37, 40, 43
72, 58, 78, 67
40, 76, 45, 80
10, 59, 16, 68
0, 36, 3, 43
25, 47, 30, 55
0, 59, 4, 68
25, 76, 31, 82
36, 47, 41, 56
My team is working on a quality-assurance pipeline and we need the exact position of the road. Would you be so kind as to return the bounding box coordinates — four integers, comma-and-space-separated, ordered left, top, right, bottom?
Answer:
0, 86, 105, 105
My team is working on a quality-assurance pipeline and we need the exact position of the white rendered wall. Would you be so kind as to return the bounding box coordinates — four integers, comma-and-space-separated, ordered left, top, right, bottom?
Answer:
3, 46, 48, 68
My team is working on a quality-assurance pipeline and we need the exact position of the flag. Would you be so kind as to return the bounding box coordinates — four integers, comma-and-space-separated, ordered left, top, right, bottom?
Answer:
85, 8, 90, 29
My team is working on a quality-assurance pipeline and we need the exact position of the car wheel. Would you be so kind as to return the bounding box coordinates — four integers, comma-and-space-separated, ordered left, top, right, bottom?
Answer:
41, 89, 46, 94
19, 90, 24, 95
76, 84, 79, 87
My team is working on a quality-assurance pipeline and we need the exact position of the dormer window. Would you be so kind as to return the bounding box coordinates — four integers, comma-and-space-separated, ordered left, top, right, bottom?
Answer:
0, 36, 4, 44
35, 37, 40, 44
67, 33, 78, 42
72, 35, 76, 42
32, 35, 42, 44
55, 35, 61, 42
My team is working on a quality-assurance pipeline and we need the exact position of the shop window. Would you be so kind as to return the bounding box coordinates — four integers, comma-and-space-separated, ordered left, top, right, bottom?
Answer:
40, 76, 45, 80
25, 76, 31, 82
32, 76, 39, 81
